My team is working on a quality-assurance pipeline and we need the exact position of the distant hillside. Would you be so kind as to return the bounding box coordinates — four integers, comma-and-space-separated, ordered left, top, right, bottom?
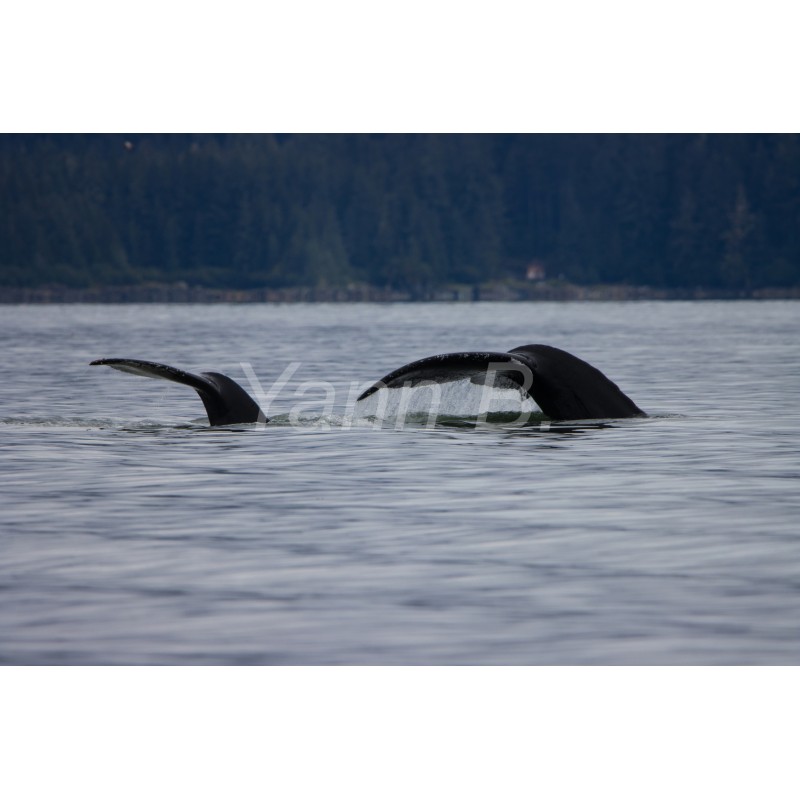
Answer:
1, 134, 798, 291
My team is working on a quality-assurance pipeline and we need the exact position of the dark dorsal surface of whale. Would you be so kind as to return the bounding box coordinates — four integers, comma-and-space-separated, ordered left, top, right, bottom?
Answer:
357, 344, 646, 420
90, 358, 266, 426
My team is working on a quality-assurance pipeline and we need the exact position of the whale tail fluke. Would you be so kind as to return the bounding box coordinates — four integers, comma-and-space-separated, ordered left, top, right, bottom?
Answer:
90, 358, 266, 426
357, 344, 645, 421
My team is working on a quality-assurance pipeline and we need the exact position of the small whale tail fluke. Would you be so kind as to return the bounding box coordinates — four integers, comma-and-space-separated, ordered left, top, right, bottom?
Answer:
90, 358, 267, 426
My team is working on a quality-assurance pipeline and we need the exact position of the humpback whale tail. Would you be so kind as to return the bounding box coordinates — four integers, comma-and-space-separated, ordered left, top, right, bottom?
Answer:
357, 344, 645, 421
90, 359, 266, 426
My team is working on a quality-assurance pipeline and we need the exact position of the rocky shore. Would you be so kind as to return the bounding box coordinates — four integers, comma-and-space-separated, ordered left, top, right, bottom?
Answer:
2, 281, 799, 304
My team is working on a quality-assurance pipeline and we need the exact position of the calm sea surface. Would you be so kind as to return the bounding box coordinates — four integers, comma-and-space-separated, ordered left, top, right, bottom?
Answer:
1, 301, 798, 664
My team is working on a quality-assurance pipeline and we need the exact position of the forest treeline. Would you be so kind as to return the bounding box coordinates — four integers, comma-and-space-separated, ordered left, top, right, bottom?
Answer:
1, 134, 798, 291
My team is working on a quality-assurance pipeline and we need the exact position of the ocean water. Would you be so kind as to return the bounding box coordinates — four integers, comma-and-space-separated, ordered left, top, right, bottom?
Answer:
1, 301, 798, 665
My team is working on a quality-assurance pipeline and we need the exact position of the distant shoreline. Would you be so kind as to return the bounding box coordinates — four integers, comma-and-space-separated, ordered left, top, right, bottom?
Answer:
2, 282, 799, 304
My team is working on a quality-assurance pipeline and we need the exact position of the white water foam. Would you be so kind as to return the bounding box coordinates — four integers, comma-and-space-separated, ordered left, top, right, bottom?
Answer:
353, 378, 539, 425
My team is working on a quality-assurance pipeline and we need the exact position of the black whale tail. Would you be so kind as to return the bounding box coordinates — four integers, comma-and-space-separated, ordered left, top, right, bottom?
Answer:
90, 358, 266, 426
357, 343, 646, 421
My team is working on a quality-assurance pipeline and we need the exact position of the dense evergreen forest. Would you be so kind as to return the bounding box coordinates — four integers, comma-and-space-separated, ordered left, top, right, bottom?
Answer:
1, 134, 798, 292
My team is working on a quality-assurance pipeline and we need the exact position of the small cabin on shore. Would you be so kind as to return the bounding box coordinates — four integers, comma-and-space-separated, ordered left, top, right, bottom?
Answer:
525, 262, 546, 281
